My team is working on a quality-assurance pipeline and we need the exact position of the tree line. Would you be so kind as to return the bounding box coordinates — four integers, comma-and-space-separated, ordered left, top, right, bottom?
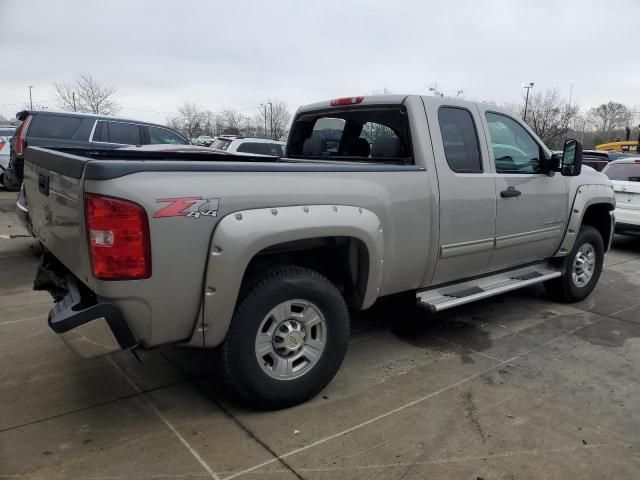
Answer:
166, 101, 291, 140
45, 73, 638, 148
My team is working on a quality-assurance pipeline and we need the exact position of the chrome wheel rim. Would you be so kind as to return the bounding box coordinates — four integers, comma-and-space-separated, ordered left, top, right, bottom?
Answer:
255, 299, 327, 380
572, 243, 596, 288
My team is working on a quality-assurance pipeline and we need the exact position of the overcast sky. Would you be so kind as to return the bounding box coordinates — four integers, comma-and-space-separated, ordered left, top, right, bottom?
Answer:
1, 0, 637, 124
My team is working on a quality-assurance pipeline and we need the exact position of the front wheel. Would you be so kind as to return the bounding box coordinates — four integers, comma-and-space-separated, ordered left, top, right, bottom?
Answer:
219, 266, 349, 409
545, 225, 604, 302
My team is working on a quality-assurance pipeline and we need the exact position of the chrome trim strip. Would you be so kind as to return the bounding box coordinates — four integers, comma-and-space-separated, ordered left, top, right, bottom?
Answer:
88, 119, 98, 142
495, 226, 561, 249
440, 237, 494, 258
418, 269, 562, 312
607, 211, 615, 251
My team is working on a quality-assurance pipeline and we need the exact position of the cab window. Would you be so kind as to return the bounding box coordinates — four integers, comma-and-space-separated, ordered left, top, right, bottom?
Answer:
438, 107, 482, 173
485, 112, 542, 174
288, 107, 412, 164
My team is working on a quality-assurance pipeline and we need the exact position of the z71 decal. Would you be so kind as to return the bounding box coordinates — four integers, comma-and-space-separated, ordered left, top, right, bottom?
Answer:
154, 197, 220, 219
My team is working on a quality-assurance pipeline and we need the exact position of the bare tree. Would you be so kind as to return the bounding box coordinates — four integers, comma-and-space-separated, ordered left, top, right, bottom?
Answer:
53, 82, 79, 111
427, 83, 464, 98
588, 102, 632, 135
506, 88, 578, 146
53, 73, 119, 115
218, 109, 246, 135
167, 102, 207, 139
256, 101, 291, 140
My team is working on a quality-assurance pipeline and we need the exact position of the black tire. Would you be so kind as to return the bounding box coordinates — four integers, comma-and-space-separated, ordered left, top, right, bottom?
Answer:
219, 266, 349, 410
544, 225, 604, 302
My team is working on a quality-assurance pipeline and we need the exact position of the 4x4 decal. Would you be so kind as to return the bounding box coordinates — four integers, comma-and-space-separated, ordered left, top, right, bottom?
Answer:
154, 197, 220, 219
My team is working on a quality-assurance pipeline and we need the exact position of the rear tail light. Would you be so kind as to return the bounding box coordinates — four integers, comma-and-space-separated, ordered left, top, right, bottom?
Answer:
85, 193, 151, 280
14, 115, 32, 157
330, 96, 364, 106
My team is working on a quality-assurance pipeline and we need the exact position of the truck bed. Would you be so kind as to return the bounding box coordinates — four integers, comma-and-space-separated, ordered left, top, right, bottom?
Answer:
23, 146, 432, 349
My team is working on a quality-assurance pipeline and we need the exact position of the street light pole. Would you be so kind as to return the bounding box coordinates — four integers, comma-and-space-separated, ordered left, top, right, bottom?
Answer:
268, 102, 273, 140
260, 104, 267, 137
28, 86, 33, 109
522, 82, 534, 122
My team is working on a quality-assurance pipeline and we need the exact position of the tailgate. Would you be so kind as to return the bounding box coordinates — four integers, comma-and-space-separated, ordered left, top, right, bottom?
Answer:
23, 147, 89, 277
612, 181, 640, 208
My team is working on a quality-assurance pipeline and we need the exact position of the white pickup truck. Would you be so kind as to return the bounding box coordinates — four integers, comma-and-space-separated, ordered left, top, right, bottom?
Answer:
22, 95, 615, 409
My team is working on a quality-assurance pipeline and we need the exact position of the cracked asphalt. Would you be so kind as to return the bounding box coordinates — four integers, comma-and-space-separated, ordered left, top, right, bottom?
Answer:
1, 188, 640, 479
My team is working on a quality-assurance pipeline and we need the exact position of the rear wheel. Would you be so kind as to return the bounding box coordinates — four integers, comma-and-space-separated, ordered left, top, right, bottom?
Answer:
219, 266, 349, 409
545, 225, 604, 302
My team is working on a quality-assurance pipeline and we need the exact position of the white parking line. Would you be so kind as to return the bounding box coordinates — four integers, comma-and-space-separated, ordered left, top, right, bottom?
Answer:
222, 320, 596, 480
0, 315, 43, 325
108, 358, 221, 480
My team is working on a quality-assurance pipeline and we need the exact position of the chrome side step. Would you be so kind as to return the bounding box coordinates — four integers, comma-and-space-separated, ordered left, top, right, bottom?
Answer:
417, 263, 562, 312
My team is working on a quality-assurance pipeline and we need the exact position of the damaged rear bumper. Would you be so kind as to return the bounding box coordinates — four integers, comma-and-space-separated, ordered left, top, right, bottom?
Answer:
48, 276, 138, 358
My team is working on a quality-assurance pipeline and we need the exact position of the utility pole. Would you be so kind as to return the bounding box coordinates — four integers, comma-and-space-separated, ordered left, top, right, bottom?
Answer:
564, 83, 573, 142
522, 82, 534, 122
72, 91, 77, 112
268, 102, 273, 139
260, 103, 268, 137
28, 86, 33, 109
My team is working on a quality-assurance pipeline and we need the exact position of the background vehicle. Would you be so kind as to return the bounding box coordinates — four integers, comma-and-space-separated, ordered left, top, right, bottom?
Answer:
595, 140, 639, 153
3, 110, 189, 190
603, 157, 640, 233
194, 135, 215, 146
211, 135, 285, 156
23, 95, 614, 409
581, 149, 633, 172
0, 125, 16, 186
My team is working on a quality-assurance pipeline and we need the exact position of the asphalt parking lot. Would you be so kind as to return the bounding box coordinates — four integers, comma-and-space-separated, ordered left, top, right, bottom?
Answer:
1, 189, 640, 480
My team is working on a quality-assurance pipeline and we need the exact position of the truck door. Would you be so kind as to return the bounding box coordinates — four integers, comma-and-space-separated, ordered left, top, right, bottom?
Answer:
424, 98, 497, 285
477, 108, 568, 270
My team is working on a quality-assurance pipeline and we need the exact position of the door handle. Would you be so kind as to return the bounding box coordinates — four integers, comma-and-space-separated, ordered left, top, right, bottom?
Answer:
500, 186, 521, 198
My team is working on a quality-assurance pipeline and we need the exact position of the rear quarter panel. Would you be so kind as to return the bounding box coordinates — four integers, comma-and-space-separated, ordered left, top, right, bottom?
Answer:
86, 168, 433, 348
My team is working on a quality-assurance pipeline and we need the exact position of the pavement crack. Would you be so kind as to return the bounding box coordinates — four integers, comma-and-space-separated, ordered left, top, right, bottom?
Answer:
0, 379, 190, 434
159, 352, 307, 480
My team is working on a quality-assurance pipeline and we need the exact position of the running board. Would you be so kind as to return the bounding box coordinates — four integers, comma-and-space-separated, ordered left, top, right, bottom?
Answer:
417, 263, 562, 312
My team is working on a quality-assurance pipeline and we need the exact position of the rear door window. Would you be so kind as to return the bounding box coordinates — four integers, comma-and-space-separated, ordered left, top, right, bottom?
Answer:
236, 142, 283, 156
438, 107, 483, 173
28, 115, 83, 139
148, 126, 188, 145
105, 121, 141, 145
288, 107, 412, 164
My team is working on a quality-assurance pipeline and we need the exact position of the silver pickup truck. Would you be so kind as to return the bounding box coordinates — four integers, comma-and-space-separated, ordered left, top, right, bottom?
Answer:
22, 95, 615, 409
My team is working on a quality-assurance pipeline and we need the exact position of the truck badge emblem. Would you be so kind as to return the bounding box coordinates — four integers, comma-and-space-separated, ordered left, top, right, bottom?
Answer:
154, 197, 220, 219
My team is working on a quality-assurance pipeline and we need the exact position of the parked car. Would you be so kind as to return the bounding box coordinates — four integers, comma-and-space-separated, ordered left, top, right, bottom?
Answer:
22, 94, 614, 409
603, 157, 640, 233
0, 125, 16, 186
211, 135, 285, 156
194, 135, 215, 146
581, 149, 633, 172
3, 110, 189, 190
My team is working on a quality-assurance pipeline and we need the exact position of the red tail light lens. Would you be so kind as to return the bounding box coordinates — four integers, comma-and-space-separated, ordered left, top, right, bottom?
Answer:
330, 96, 364, 106
15, 115, 32, 156
85, 193, 151, 280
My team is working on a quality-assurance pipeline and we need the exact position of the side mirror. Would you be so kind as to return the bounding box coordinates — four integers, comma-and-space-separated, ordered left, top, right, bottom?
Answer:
561, 139, 582, 176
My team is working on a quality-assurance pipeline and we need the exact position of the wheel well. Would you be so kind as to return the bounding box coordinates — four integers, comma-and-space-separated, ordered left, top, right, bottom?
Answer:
582, 203, 613, 249
242, 237, 370, 309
